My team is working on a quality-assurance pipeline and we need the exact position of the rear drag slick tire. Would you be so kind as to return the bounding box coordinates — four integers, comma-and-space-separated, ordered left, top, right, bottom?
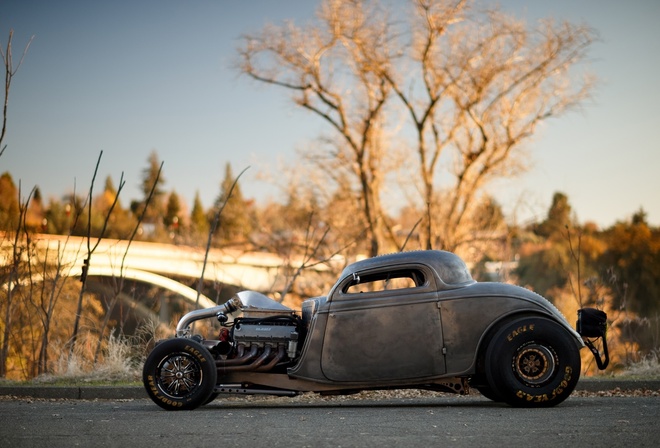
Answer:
484, 316, 581, 407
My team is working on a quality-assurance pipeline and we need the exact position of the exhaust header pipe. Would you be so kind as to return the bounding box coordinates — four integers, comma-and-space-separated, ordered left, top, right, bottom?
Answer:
176, 296, 242, 337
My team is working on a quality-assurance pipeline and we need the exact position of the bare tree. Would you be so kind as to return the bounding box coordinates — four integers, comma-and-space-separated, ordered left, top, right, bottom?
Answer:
0, 183, 34, 376
0, 30, 33, 158
33, 239, 67, 375
68, 152, 125, 358
238, 0, 596, 255
385, 0, 596, 251
238, 0, 397, 256
0, 29, 34, 375
93, 163, 158, 363
196, 166, 249, 308
30, 180, 88, 376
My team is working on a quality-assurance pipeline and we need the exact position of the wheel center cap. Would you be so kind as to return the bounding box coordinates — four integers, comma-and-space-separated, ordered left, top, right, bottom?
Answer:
515, 344, 556, 385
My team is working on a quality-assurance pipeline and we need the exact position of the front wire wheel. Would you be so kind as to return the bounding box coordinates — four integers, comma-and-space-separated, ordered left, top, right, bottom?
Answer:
484, 316, 581, 408
143, 338, 217, 410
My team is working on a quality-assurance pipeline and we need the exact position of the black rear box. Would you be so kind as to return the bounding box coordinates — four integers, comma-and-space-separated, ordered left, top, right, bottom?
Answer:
577, 307, 609, 370
577, 307, 607, 338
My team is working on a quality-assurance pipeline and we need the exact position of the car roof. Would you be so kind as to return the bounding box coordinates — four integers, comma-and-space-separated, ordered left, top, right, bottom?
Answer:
340, 250, 474, 286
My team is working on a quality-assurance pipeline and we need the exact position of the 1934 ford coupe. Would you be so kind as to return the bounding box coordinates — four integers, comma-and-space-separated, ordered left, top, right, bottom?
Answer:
143, 250, 608, 410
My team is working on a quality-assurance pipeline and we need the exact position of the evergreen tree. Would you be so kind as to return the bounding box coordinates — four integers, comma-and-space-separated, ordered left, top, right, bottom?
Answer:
43, 200, 70, 235
94, 176, 120, 221
213, 163, 252, 245
535, 192, 573, 239
25, 187, 45, 232
141, 150, 166, 201
516, 192, 576, 300
102, 176, 119, 207
190, 191, 209, 238
93, 175, 135, 239
0, 172, 19, 230
515, 243, 571, 298
164, 191, 182, 230
130, 151, 165, 237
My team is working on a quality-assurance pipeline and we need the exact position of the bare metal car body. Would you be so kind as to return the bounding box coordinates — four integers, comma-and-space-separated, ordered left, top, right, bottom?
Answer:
143, 250, 609, 410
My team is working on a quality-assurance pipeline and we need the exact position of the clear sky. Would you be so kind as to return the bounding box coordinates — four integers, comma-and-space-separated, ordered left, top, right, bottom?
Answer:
1, 0, 658, 228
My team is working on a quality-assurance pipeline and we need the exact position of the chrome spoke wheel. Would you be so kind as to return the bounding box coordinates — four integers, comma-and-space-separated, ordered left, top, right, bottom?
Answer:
157, 353, 203, 399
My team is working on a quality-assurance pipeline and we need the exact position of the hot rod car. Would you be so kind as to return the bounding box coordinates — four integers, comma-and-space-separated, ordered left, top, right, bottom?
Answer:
143, 250, 609, 410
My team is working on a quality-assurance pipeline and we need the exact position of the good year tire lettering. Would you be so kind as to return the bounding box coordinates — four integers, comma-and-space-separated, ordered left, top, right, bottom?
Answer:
146, 375, 183, 407
550, 366, 573, 398
515, 366, 573, 402
516, 390, 549, 402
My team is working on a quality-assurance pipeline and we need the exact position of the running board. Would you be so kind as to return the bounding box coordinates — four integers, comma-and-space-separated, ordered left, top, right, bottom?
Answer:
214, 383, 299, 397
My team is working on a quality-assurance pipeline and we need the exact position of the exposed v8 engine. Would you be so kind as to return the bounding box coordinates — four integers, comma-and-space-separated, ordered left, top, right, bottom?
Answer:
206, 316, 301, 373
231, 317, 299, 360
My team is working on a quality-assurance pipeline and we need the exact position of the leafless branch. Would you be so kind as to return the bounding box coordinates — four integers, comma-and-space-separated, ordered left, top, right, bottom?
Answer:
195, 166, 250, 308
0, 30, 33, 158
69, 152, 128, 358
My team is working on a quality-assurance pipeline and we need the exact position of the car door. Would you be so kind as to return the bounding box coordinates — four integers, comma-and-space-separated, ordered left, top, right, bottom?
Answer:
320, 265, 446, 382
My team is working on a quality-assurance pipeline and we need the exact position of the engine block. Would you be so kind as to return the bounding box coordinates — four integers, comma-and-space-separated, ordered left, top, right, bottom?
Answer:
233, 321, 299, 359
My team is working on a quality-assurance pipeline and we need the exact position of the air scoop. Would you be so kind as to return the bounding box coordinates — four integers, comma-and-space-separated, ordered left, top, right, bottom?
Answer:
235, 291, 295, 318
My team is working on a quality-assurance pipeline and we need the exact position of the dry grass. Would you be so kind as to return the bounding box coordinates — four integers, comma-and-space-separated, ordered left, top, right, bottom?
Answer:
31, 326, 158, 385
32, 339, 137, 385
617, 350, 660, 379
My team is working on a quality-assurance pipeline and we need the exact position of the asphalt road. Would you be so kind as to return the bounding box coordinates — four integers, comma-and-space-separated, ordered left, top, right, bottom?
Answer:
1, 394, 658, 448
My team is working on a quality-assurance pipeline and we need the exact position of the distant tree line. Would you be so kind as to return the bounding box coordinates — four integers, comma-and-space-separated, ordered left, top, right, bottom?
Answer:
2, 160, 658, 319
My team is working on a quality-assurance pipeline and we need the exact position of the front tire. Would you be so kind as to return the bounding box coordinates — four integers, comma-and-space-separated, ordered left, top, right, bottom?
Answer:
143, 338, 217, 410
484, 316, 581, 407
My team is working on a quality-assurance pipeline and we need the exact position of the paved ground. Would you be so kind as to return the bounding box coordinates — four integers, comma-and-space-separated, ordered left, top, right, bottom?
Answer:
1, 393, 659, 448
0, 378, 658, 400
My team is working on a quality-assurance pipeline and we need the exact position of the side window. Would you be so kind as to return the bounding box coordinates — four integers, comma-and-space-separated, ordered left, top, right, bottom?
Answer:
343, 269, 426, 294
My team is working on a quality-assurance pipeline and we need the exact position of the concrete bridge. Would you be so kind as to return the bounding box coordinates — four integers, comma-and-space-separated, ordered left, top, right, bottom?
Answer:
2, 234, 322, 310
